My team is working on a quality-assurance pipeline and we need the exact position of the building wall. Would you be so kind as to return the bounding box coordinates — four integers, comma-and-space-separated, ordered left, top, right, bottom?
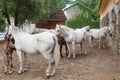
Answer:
64, 5, 80, 20
36, 21, 66, 29
101, 1, 120, 54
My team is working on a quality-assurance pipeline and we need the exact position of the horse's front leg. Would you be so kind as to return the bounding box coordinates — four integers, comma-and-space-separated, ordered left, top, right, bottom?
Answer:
4, 53, 8, 74
89, 36, 93, 47
67, 43, 71, 58
16, 50, 23, 73
80, 42, 83, 54
83, 39, 87, 54
102, 39, 105, 48
99, 38, 101, 49
72, 41, 76, 58
65, 43, 68, 57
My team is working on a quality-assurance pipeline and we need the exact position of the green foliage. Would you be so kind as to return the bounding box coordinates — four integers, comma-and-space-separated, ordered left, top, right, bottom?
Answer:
67, 14, 99, 29
0, 20, 6, 32
67, 0, 100, 29
0, 2, 6, 32
0, 0, 66, 26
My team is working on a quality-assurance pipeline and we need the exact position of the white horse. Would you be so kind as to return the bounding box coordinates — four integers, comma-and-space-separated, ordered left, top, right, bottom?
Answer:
55, 24, 89, 58
74, 26, 90, 54
7, 25, 60, 77
89, 27, 111, 49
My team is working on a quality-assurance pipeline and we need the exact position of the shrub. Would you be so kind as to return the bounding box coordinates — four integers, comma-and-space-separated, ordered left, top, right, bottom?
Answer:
67, 14, 99, 29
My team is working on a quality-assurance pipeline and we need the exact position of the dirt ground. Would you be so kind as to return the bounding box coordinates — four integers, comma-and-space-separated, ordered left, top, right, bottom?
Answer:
0, 40, 120, 80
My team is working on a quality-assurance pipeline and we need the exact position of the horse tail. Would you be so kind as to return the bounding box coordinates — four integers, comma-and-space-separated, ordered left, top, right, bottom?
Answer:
52, 35, 60, 67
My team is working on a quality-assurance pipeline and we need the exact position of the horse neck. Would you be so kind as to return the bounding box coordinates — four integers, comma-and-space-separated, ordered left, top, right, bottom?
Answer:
12, 28, 24, 38
61, 28, 69, 37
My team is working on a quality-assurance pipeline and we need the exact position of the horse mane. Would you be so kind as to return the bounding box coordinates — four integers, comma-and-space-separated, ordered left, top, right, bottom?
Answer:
60, 25, 73, 32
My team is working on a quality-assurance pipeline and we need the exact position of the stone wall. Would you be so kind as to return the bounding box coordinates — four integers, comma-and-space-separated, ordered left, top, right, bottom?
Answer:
101, 1, 120, 54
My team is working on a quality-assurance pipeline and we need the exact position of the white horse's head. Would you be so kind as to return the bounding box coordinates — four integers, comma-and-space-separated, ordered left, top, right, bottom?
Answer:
83, 26, 90, 32
55, 24, 62, 36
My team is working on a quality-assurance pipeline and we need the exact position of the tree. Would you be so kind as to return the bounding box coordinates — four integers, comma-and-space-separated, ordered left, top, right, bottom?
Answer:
0, 0, 65, 27
67, 0, 100, 29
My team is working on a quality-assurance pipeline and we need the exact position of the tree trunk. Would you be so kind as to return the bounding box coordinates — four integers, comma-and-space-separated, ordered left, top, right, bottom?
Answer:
3, 0, 10, 25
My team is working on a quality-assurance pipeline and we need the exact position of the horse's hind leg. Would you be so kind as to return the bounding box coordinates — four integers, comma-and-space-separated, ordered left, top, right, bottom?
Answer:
65, 43, 68, 57
4, 53, 8, 74
72, 41, 76, 58
10, 51, 13, 68
42, 52, 54, 77
60, 45, 63, 58
16, 50, 23, 74
23, 52, 29, 71
67, 43, 71, 58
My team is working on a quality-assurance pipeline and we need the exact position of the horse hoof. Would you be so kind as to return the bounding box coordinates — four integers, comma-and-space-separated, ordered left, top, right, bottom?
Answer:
68, 55, 70, 58
24, 69, 28, 72
50, 74, 54, 77
46, 74, 51, 78
103, 46, 105, 48
11, 64, 13, 68
18, 71, 22, 74
73, 57, 76, 59
61, 55, 63, 58
9, 71, 12, 74
4, 72, 7, 75
80, 52, 83, 54
90, 45, 93, 47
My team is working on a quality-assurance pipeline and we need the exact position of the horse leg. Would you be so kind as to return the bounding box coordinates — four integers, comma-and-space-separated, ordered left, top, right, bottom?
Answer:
4, 53, 8, 74
102, 39, 105, 48
72, 41, 76, 58
65, 43, 68, 57
80, 42, 83, 54
46, 61, 52, 78
23, 52, 28, 71
16, 50, 23, 74
89, 36, 93, 47
99, 38, 101, 49
42, 51, 54, 77
83, 39, 87, 54
60, 45, 63, 58
10, 50, 13, 68
67, 43, 71, 58
8, 51, 13, 74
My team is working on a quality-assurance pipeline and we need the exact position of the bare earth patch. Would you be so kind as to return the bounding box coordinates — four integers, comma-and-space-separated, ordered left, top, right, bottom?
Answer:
0, 40, 120, 80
